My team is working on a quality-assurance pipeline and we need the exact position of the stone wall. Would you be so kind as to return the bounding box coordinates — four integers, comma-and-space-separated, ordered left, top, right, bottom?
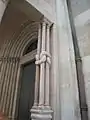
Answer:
70, 0, 90, 119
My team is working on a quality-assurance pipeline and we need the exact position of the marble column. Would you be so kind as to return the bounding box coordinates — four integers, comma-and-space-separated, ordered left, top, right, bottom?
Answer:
31, 18, 53, 120
39, 21, 46, 106
34, 24, 41, 106
0, 0, 9, 23
45, 24, 51, 107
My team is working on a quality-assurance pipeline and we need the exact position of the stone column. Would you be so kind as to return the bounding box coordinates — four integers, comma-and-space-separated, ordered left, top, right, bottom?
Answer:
0, 0, 9, 23
39, 21, 46, 106
34, 24, 41, 106
45, 24, 51, 107
31, 18, 53, 120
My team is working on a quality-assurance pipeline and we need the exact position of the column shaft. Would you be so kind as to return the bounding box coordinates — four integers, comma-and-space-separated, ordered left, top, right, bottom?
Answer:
34, 24, 41, 106
39, 22, 46, 105
45, 25, 50, 106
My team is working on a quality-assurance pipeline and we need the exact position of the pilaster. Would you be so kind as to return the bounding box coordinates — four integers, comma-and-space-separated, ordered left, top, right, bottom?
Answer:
55, 0, 81, 120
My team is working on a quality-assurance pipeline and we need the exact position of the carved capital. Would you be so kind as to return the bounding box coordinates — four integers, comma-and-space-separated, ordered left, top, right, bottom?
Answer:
40, 16, 53, 27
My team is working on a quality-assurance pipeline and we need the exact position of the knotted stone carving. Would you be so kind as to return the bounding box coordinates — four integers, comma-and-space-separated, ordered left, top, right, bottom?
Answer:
31, 18, 53, 120
35, 51, 51, 65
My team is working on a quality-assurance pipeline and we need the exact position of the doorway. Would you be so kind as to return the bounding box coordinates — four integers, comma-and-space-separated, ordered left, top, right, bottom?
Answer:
18, 61, 36, 120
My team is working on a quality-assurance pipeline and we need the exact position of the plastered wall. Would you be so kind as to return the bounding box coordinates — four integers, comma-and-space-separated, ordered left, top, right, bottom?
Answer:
70, 0, 90, 119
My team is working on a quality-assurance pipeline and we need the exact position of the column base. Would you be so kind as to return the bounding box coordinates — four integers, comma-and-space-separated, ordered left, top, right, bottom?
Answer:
30, 105, 53, 120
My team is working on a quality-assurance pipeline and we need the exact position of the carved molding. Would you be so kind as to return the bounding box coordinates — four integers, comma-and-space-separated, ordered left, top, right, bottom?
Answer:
20, 49, 37, 65
0, 21, 39, 119
0, 22, 38, 58
0, 57, 20, 62
40, 16, 53, 26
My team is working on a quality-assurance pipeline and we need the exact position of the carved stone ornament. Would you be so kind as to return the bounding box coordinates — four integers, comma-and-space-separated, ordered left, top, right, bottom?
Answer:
31, 18, 53, 120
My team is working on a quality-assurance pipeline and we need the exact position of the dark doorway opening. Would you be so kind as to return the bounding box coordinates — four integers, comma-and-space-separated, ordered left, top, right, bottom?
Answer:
18, 61, 36, 120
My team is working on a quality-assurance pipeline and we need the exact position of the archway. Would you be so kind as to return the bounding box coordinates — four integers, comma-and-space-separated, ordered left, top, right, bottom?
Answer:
0, 20, 38, 120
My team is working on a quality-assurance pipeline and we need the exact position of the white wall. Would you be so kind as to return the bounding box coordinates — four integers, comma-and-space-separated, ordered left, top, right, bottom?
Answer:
70, 0, 90, 119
